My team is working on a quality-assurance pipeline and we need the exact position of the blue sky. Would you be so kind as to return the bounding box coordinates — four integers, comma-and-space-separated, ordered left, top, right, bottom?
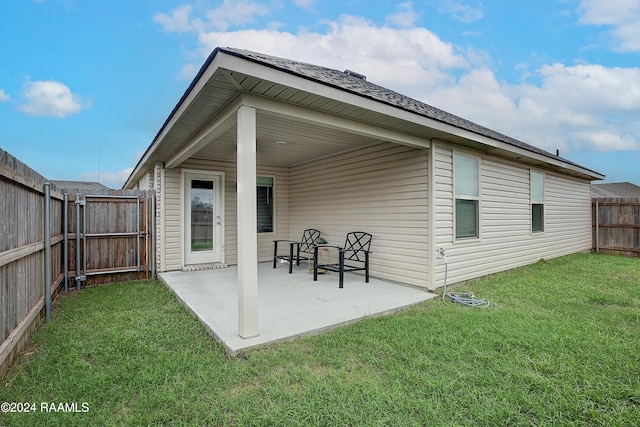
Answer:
1, 0, 639, 188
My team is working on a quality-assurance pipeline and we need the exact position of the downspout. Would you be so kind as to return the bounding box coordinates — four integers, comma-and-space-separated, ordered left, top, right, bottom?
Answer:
159, 163, 166, 272
75, 193, 82, 290
151, 194, 156, 279
595, 198, 600, 253
43, 182, 51, 322
63, 193, 69, 292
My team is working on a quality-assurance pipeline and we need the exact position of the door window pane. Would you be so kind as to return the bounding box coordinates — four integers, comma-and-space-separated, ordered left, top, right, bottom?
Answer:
191, 180, 214, 251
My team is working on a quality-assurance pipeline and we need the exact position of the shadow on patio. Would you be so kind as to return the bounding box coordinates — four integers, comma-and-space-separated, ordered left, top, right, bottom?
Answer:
160, 262, 437, 355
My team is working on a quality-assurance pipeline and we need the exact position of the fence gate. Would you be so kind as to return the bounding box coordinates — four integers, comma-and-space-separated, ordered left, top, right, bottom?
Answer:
66, 191, 154, 289
592, 197, 640, 257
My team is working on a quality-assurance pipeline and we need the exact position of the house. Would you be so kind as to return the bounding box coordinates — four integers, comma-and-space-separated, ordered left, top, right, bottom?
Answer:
592, 182, 640, 198
124, 47, 603, 338
51, 180, 111, 191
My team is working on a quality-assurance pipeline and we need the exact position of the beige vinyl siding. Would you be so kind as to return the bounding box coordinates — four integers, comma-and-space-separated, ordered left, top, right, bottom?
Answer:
137, 171, 152, 191
160, 158, 289, 271
433, 144, 454, 257
288, 142, 430, 288
163, 167, 182, 271
543, 173, 592, 252
433, 141, 592, 287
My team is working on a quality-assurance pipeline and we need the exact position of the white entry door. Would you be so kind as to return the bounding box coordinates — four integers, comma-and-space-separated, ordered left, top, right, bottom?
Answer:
184, 172, 223, 265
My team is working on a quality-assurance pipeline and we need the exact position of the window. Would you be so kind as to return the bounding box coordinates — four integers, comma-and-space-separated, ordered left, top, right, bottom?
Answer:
531, 171, 544, 233
454, 154, 479, 239
257, 176, 274, 233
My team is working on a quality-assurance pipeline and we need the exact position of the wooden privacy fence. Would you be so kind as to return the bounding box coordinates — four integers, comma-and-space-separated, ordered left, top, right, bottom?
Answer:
62, 190, 155, 288
0, 150, 63, 377
592, 198, 640, 257
1, 148, 155, 377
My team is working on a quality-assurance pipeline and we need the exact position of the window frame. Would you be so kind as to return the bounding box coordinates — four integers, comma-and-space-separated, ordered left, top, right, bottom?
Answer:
453, 152, 481, 241
257, 175, 276, 234
530, 170, 545, 234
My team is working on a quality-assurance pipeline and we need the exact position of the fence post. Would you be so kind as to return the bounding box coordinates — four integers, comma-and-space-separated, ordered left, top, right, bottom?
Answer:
64, 193, 69, 291
75, 193, 82, 290
595, 199, 599, 253
137, 196, 141, 273
44, 183, 52, 322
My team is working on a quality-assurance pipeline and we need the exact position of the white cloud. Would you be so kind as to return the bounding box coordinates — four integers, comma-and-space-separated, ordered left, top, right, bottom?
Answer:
535, 63, 640, 112
154, 0, 270, 33
570, 130, 638, 152
0, 89, 10, 102
178, 62, 201, 80
154, 3, 640, 155
577, 0, 640, 52
18, 80, 90, 118
154, 4, 199, 33
194, 14, 469, 95
429, 63, 640, 153
438, 0, 484, 23
386, 1, 420, 28
78, 167, 134, 189
292, 0, 313, 9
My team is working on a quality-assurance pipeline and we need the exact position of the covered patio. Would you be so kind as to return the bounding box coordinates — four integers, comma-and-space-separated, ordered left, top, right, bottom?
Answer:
160, 263, 437, 355
127, 48, 439, 345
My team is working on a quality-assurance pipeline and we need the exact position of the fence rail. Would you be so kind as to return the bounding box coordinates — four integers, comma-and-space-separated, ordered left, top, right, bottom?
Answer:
1, 148, 154, 377
592, 198, 640, 257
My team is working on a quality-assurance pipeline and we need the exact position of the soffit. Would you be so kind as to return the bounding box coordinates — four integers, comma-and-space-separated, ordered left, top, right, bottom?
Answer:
160, 67, 431, 168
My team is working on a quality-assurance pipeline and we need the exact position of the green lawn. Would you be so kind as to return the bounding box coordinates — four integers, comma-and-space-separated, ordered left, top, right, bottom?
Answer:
1, 253, 639, 426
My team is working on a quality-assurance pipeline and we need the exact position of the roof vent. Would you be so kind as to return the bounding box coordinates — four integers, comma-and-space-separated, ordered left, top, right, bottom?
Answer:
344, 69, 366, 80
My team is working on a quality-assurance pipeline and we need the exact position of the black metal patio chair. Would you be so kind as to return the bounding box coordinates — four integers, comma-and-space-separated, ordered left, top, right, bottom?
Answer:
313, 231, 372, 288
273, 228, 322, 273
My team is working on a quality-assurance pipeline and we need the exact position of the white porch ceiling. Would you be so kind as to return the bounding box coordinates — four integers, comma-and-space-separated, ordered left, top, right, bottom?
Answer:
191, 108, 389, 167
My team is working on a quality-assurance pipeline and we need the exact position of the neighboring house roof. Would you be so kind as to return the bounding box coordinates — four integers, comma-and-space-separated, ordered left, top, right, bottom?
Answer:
125, 47, 604, 188
51, 180, 111, 191
592, 182, 640, 198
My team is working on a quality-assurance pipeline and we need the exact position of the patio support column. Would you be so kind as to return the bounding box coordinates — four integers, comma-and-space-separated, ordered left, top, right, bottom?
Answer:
237, 105, 259, 338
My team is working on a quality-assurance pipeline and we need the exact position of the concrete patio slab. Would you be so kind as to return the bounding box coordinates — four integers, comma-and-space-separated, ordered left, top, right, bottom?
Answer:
160, 262, 437, 355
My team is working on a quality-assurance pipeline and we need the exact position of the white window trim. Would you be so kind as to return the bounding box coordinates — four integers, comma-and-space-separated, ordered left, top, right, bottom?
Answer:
257, 174, 276, 234
530, 170, 545, 234
453, 152, 481, 242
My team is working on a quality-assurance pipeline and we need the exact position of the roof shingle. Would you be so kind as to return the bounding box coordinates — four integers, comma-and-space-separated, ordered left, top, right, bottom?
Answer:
592, 182, 640, 198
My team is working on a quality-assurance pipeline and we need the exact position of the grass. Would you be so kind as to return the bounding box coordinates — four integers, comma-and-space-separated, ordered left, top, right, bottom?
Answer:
1, 253, 639, 426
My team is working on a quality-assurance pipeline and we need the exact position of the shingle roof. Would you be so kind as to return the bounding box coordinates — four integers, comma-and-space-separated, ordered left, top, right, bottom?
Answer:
592, 182, 640, 198
221, 47, 601, 177
51, 180, 111, 190
128, 46, 602, 189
